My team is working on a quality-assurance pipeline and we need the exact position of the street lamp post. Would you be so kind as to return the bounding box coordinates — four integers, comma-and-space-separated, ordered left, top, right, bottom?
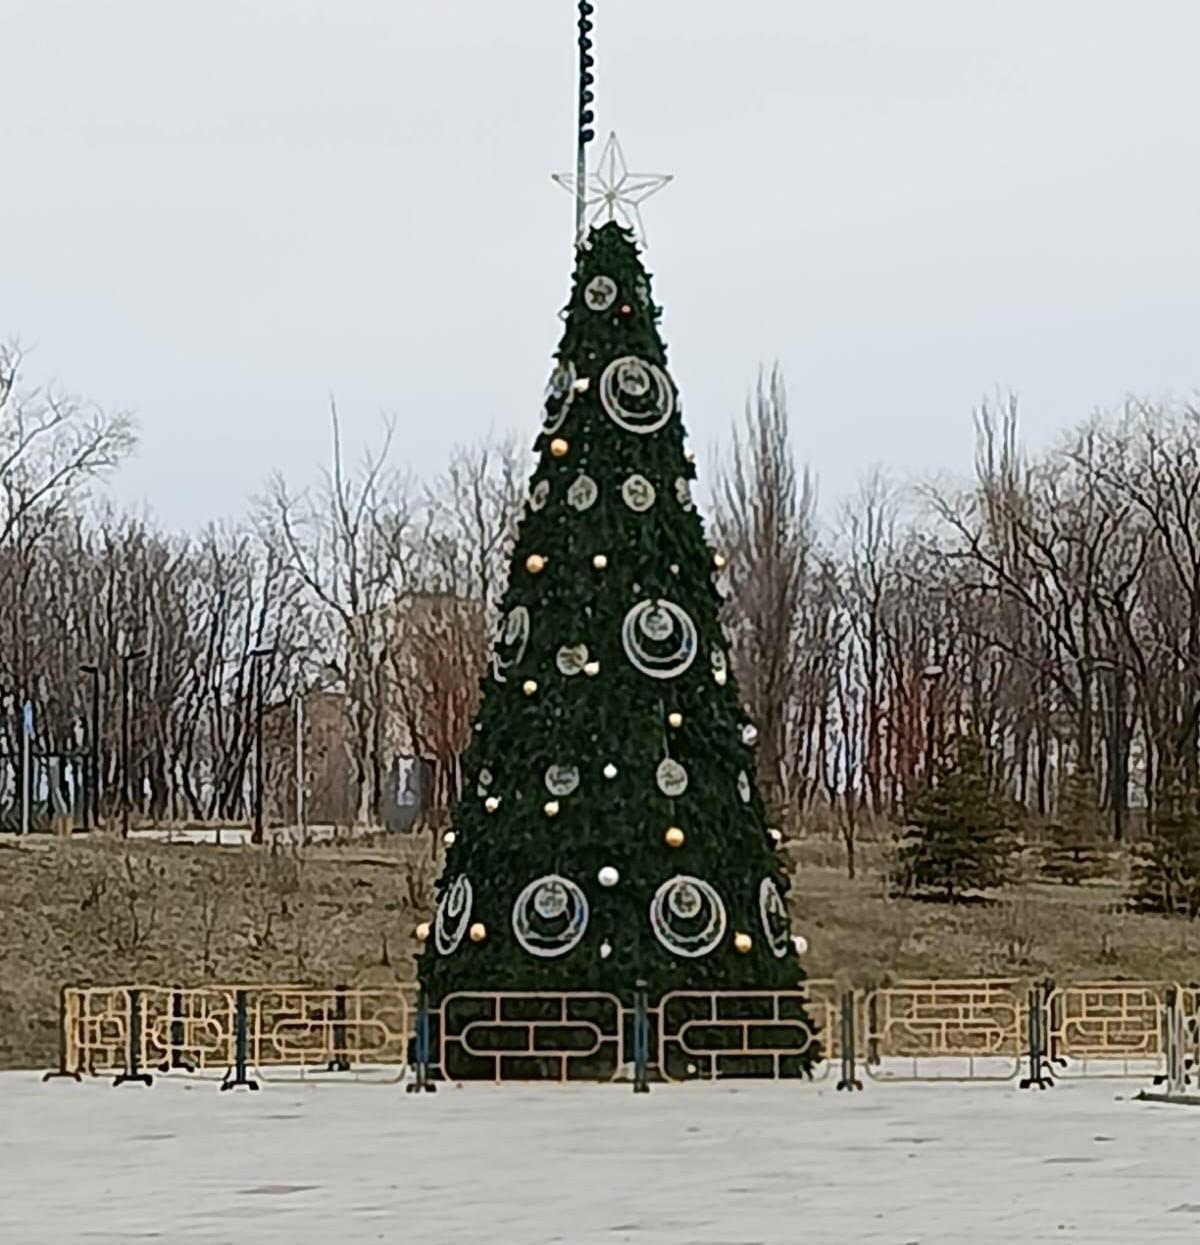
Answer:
250, 647, 274, 845
120, 650, 146, 838
921, 663, 945, 782
80, 663, 100, 831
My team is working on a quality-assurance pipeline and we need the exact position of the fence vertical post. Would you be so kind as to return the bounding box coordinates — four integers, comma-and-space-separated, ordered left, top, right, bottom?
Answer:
406, 991, 436, 1093
836, 989, 862, 1091
159, 988, 195, 1073
1020, 982, 1052, 1090
113, 988, 153, 1087
866, 986, 880, 1067
42, 986, 82, 1082
632, 982, 650, 1094
221, 989, 259, 1091
327, 984, 351, 1072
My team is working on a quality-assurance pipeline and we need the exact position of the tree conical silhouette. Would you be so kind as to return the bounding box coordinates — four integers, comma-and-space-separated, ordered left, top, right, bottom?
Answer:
419, 222, 811, 1015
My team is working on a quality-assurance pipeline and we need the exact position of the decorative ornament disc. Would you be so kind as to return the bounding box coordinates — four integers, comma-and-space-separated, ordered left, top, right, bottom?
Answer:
567, 474, 599, 512
759, 878, 791, 959
584, 275, 618, 312
556, 643, 589, 677
650, 875, 727, 958
737, 770, 752, 803
675, 477, 694, 512
621, 474, 656, 512
491, 606, 530, 684
512, 874, 589, 958
434, 875, 473, 955
544, 764, 580, 797
656, 757, 688, 798
542, 361, 578, 435
622, 599, 698, 680
476, 767, 493, 797
599, 356, 674, 435
529, 480, 549, 512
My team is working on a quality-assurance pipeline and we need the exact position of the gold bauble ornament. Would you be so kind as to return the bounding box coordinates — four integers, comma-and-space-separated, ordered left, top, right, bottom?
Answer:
667, 711, 683, 729
415, 921, 431, 942
544, 800, 561, 817
592, 553, 608, 570
522, 679, 538, 696
469, 922, 487, 943
549, 438, 570, 458
664, 826, 685, 848
734, 932, 753, 953
525, 553, 546, 574
443, 830, 456, 846
484, 796, 500, 813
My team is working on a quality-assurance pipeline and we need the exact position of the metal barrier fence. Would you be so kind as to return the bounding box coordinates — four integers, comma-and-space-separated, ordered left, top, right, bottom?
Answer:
46, 976, 1200, 1095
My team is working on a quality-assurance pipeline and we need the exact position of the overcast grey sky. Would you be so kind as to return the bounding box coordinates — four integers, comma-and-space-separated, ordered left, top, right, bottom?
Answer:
3, 0, 1198, 529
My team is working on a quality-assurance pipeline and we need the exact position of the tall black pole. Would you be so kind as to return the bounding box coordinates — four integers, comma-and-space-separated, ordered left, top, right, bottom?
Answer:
91, 670, 101, 829
253, 655, 265, 846
120, 658, 130, 839
120, 651, 145, 839
80, 664, 100, 831
575, 0, 596, 241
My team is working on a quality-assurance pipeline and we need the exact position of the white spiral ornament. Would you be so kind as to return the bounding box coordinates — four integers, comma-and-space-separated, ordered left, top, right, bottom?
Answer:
434, 875, 473, 955
758, 877, 791, 959
621, 599, 698, 680
599, 356, 675, 435
650, 875, 727, 958
491, 605, 530, 684
542, 360, 577, 434
512, 874, 589, 958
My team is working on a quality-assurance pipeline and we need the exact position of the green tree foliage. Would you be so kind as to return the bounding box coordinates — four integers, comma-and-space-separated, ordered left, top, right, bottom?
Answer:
900, 735, 1016, 901
418, 223, 810, 1018
1040, 770, 1108, 886
1131, 775, 1200, 917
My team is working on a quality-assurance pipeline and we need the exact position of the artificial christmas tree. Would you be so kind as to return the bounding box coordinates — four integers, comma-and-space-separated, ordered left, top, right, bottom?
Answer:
417, 222, 810, 1021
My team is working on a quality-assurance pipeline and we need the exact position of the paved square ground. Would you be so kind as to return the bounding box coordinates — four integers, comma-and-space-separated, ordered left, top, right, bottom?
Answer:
1, 1071, 1197, 1243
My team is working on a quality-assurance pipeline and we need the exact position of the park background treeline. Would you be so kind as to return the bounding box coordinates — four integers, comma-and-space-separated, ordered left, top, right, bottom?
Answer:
5, 341, 1200, 891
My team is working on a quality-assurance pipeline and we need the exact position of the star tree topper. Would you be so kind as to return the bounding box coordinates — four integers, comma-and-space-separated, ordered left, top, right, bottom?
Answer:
553, 132, 672, 246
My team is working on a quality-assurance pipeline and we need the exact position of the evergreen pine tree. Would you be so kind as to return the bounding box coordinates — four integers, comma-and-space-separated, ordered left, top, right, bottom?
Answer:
900, 734, 1014, 901
1131, 774, 1200, 917
418, 222, 808, 1014
1040, 770, 1107, 885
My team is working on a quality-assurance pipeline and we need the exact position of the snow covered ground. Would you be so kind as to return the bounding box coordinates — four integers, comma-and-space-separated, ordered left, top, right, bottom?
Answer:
2, 1071, 1197, 1244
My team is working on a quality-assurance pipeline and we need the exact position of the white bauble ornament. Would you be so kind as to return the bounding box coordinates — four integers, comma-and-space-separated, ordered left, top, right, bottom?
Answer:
742, 724, 759, 746
583, 660, 600, 677
592, 553, 608, 569
600, 940, 612, 959
792, 934, 809, 956
598, 866, 620, 887
603, 762, 618, 780
443, 831, 456, 846
484, 796, 500, 813
544, 800, 561, 818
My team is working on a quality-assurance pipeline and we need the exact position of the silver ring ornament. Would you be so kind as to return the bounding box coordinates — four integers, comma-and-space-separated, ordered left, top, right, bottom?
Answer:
759, 877, 790, 958
622, 599, 698, 680
435, 875, 473, 955
513, 874, 589, 958
650, 875, 727, 958
584, 275, 618, 311
491, 605, 530, 683
543, 360, 577, 434
599, 356, 674, 435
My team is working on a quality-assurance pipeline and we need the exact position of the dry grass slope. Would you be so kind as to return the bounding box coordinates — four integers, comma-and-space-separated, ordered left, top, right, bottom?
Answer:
3, 832, 1199, 1069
